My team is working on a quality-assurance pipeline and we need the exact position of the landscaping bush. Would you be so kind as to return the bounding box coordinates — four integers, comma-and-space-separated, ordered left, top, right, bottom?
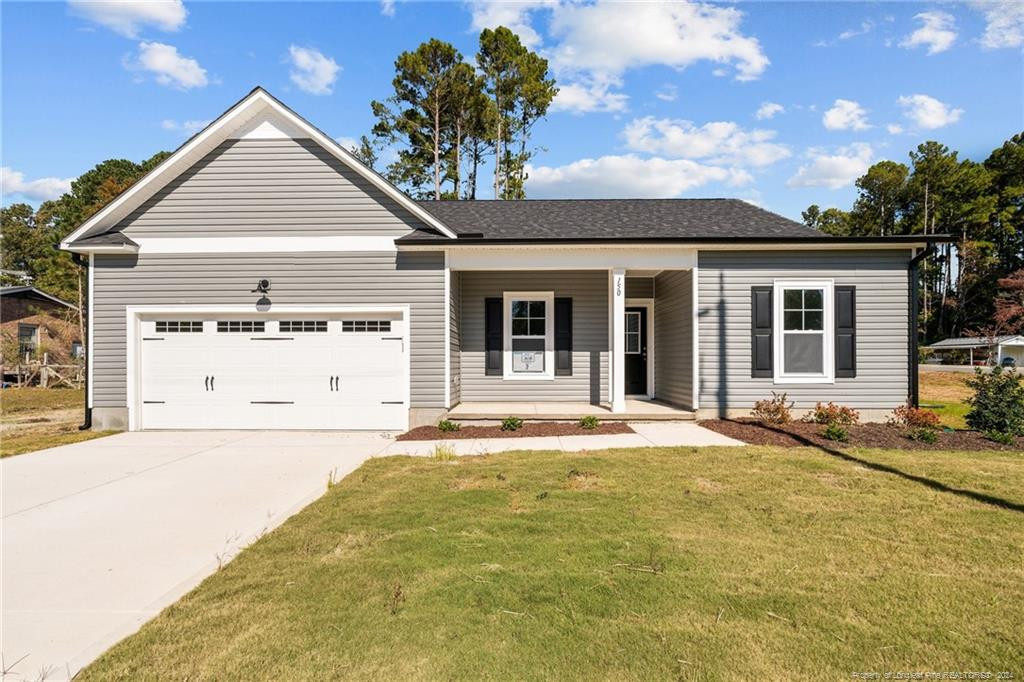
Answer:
578, 415, 600, 430
501, 416, 524, 432
752, 392, 793, 425
806, 402, 860, 426
437, 419, 461, 433
905, 427, 938, 444
965, 367, 1024, 437
821, 423, 849, 442
887, 404, 942, 430
984, 430, 1015, 446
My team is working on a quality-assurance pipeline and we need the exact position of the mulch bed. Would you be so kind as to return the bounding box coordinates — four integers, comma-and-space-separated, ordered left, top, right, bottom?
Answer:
396, 421, 634, 441
700, 418, 1024, 452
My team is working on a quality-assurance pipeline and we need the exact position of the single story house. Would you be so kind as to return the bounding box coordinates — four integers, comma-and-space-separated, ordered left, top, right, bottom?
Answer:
61, 88, 945, 431
1, 285, 83, 366
925, 335, 1024, 366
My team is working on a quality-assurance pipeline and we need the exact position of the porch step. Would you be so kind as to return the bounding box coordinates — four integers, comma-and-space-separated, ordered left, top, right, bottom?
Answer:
451, 412, 696, 423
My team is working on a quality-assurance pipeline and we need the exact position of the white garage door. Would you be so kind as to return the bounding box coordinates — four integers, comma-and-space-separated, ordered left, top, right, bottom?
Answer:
138, 315, 407, 430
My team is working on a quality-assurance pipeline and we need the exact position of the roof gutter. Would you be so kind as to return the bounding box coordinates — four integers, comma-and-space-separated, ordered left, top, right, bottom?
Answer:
59, 243, 140, 255
398, 234, 955, 247
908, 244, 937, 408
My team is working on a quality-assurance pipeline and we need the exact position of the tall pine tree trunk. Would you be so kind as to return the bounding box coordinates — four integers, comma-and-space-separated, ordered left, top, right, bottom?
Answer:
433, 103, 441, 200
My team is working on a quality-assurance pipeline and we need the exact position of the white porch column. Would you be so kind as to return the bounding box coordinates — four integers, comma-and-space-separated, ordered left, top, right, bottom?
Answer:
611, 268, 626, 413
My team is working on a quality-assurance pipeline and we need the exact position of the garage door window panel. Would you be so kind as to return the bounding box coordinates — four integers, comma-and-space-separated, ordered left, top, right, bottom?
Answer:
217, 321, 265, 333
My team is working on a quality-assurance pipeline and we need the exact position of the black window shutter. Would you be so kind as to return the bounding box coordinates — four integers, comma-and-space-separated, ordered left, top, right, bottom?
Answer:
751, 286, 773, 378
485, 297, 503, 376
555, 297, 573, 376
835, 286, 856, 378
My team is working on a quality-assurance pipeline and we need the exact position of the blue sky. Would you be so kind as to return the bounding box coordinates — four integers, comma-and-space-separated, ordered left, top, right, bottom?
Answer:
2, 1, 1022, 221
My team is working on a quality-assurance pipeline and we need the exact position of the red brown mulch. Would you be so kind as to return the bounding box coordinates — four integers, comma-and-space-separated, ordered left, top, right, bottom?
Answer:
396, 421, 634, 441
700, 418, 1024, 452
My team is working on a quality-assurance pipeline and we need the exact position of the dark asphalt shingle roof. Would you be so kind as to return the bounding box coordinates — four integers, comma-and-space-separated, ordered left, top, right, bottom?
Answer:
72, 232, 139, 247
400, 198, 822, 242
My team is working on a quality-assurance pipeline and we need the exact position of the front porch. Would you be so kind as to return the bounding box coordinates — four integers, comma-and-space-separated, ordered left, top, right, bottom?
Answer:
448, 398, 696, 421
445, 247, 699, 417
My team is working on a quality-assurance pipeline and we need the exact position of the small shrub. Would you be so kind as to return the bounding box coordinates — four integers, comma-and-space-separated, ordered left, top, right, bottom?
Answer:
821, 423, 849, 442
806, 402, 860, 426
752, 392, 793, 425
905, 427, 938, 444
965, 367, 1024, 436
437, 419, 460, 433
887, 404, 941, 430
432, 444, 457, 461
984, 430, 1015, 446
578, 415, 600, 430
500, 416, 524, 432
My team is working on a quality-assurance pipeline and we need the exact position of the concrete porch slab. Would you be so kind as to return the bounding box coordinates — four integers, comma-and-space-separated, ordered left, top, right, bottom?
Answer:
448, 398, 695, 421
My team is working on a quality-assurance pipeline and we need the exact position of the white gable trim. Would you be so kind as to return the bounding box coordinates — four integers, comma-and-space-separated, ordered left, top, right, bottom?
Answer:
60, 88, 457, 250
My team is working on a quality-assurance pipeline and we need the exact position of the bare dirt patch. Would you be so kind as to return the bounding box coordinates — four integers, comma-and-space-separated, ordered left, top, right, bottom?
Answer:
397, 421, 633, 441
700, 418, 1024, 452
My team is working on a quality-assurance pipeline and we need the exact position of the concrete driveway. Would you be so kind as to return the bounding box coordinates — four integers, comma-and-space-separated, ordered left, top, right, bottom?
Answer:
1, 430, 393, 680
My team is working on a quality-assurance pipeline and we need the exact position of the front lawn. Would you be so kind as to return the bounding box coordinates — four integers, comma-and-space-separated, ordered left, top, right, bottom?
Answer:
919, 370, 973, 429
83, 445, 1023, 680
0, 387, 113, 457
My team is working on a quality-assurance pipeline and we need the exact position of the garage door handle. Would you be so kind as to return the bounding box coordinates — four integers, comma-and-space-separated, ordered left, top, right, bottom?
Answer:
330, 376, 340, 391
210, 376, 215, 391
205, 376, 209, 391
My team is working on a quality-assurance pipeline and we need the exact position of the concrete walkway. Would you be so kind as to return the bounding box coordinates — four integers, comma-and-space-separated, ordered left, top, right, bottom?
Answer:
381, 421, 743, 456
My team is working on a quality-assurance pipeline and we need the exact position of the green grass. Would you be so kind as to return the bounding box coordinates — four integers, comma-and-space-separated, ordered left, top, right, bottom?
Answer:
82, 445, 1024, 681
1, 428, 116, 458
919, 371, 973, 429
1, 387, 84, 414
921, 399, 970, 430
1, 387, 114, 457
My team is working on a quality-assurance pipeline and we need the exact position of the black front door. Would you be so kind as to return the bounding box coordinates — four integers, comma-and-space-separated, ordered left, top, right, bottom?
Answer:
624, 307, 647, 395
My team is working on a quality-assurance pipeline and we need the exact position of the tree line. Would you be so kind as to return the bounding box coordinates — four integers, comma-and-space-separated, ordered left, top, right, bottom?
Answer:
358, 26, 557, 200
801, 134, 1024, 343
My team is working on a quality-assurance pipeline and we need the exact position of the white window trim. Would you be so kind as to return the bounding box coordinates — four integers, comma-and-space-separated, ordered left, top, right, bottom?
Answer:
773, 279, 834, 385
502, 291, 554, 381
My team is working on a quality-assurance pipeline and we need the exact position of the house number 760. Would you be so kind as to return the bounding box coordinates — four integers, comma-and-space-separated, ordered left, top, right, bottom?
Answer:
616, 279, 622, 296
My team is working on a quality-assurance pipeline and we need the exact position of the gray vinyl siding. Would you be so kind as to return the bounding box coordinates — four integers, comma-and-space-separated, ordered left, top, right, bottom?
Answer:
625, 277, 654, 298
654, 270, 693, 408
449, 270, 461, 406
92, 251, 445, 409
458, 271, 608, 402
697, 250, 911, 412
114, 138, 427, 237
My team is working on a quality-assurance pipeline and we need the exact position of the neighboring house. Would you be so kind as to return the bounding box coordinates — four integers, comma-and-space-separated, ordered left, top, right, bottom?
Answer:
61, 88, 945, 431
925, 335, 1024, 366
0, 286, 82, 367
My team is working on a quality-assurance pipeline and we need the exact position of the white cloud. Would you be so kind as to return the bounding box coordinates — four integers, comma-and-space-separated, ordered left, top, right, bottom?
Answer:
787, 143, 874, 189
380, 0, 396, 17
548, 2, 769, 82
755, 101, 784, 120
655, 84, 678, 102
466, 0, 555, 49
897, 94, 963, 129
886, 123, 904, 134
161, 118, 211, 135
68, 0, 186, 38
900, 11, 957, 54
972, 0, 1024, 49
334, 136, 359, 152
2, 166, 73, 202
839, 20, 874, 40
288, 46, 340, 95
476, 1, 768, 114
125, 41, 208, 89
551, 80, 629, 113
822, 98, 871, 131
526, 154, 751, 198
622, 117, 790, 167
